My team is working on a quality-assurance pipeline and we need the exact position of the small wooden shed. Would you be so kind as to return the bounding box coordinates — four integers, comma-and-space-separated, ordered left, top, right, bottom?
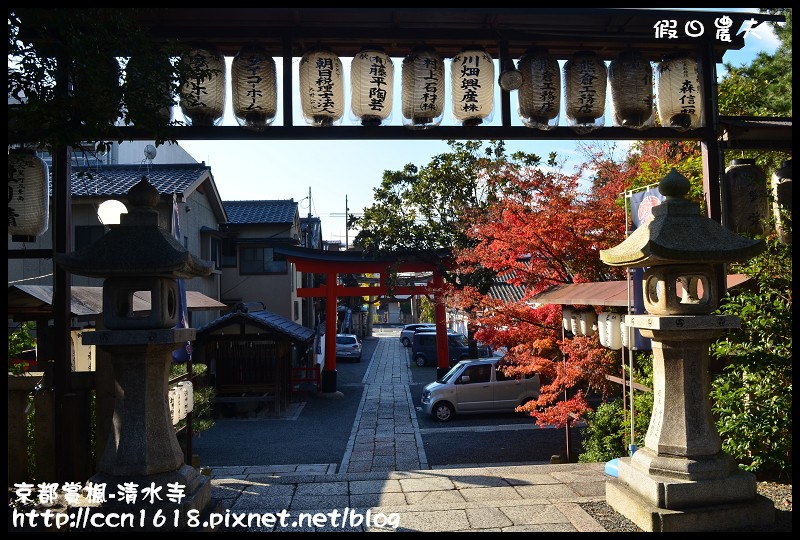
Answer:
195, 304, 315, 413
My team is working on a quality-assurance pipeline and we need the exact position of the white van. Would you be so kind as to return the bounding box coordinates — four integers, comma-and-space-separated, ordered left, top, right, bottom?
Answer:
420, 357, 540, 422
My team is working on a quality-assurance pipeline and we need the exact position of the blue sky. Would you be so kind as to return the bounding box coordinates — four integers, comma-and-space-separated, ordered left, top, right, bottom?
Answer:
177, 8, 782, 245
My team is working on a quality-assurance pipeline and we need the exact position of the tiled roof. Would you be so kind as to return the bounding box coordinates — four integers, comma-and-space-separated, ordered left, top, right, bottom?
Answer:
488, 280, 527, 303
68, 164, 211, 197
196, 309, 314, 343
224, 200, 298, 225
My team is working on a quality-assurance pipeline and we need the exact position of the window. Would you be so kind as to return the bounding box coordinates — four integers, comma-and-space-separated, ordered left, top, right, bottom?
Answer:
74, 225, 105, 251
201, 236, 222, 270
240, 246, 288, 274
221, 238, 237, 268
495, 366, 535, 381
448, 334, 468, 347
461, 364, 491, 384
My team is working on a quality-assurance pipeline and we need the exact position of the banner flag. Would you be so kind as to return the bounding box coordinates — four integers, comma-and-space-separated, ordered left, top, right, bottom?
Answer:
627, 185, 665, 351
172, 193, 192, 363
629, 185, 665, 229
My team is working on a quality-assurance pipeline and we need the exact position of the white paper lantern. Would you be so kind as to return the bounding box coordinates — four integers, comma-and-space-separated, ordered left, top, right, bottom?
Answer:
299, 48, 345, 127
179, 46, 226, 126
8, 149, 49, 240
656, 53, 704, 131
570, 310, 582, 336
605, 313, 623, 351
451, 47, 495, 126
620, 316, 630, 348
178, 380, 194, 413
350, 48, 394, 126
609, 50, 654, 129
597, 312, 610, 347
232, 45, 277, 131
401, 47, 445, 130
517, 48, 561, 130
578, 309, 597, 337
564, 51, 607, 134
562, 306, 576, 332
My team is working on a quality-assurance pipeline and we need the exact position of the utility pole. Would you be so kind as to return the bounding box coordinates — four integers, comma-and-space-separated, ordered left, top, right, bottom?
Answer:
305, 187, 314, 329
307, 186, 312, 245
345, 194, 349, 250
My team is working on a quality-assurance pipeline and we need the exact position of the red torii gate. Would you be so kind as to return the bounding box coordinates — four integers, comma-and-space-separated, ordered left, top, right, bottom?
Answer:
276, 246, 453, 394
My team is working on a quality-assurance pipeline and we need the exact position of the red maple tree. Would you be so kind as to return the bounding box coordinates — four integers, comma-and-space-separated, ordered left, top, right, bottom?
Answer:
448, 149, 635, 427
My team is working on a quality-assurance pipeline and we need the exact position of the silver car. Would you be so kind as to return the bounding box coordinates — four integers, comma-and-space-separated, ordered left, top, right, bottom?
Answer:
399, 323, 437, 347
421, 357, 540, 422
335, 334, 362, 362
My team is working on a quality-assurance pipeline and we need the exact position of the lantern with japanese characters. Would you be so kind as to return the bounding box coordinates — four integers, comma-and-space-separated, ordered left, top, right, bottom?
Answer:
232, 45, 277, 131
350, 48, 394, 126
517, 48, 561, 130
562, 306, 575, 333
179, 46, 226, 126
656, 53, 704, 131
299, 47, 345, 127
725, 158, 770, 237
451, 47, 495, 126
564, 51, 607, 134
609, 50, 654, 129
401, 47, 445, 130
8, 148, 49, 241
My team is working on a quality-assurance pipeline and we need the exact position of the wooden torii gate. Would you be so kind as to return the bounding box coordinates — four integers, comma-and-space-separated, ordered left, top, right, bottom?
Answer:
276, 246, 453, 394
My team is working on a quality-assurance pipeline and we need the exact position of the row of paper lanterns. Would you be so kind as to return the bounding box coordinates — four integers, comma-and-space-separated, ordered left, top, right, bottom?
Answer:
4, 44, 706, 241
562, 306, 638, 351
175, 45, 705, 132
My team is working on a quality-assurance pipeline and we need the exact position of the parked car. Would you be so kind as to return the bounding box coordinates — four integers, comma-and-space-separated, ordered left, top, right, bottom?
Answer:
399, 323, 437, 347
335, 334, 362, 362
421, 357, 540, 422
411, 331, 490, 367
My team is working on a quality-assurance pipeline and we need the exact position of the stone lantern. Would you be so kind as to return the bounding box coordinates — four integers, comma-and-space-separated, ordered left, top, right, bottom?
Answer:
599, 169, 773, 532
56, 176, 215, 529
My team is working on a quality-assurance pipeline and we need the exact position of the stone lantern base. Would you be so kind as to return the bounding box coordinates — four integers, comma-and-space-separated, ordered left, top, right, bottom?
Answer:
607, 458, 775, 532
76, 328, 220, 531
80, 465, 219, 531
605, 316, 775, 532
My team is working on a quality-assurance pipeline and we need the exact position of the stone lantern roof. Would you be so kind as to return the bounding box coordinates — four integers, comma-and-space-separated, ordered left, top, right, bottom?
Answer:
56, 176, 213, 279
600, 168, 765, 268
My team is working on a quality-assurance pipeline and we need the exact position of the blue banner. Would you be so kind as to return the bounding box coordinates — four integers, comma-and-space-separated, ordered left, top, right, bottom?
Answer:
629, 186, 665, 229
627, 186, 665, 351
172, 194, 192, 363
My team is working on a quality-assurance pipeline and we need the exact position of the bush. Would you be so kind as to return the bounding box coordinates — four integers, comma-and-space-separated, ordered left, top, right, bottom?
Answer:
711, 232, 792, 480
579, 354, 653, 463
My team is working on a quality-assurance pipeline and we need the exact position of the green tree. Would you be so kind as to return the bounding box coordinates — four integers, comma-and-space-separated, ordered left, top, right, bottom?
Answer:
717, 8, 792, 117
707, 7, 792, 480
8, 8, 213, 150
710, 233, 792, 480
8, 321, 37, 374
354, 140, 538, 353
717, 8, 793, 175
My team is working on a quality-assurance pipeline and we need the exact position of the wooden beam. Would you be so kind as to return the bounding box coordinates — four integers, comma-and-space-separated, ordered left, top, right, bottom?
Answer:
606, 374, 652, 393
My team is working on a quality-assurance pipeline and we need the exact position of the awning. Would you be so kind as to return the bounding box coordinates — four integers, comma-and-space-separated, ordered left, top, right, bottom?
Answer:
8, 285, 226, 322
528, 274, 751, 307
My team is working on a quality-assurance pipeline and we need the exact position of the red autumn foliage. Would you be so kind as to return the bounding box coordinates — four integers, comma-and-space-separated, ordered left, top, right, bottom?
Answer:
448, 155, 631, 428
